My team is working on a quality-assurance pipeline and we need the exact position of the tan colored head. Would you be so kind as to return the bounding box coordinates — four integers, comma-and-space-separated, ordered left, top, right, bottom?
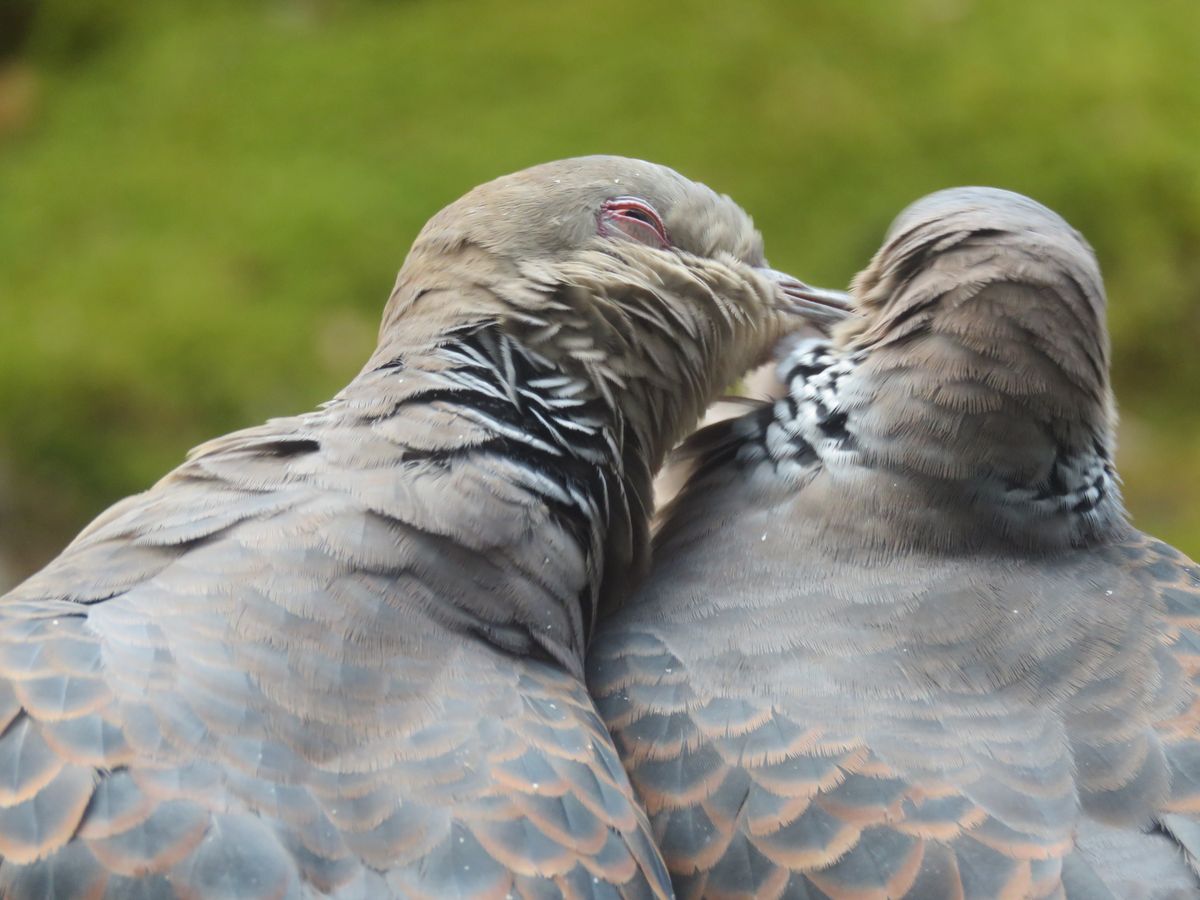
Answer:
370, 155, 839, 470
842, 187, 1109, 403
404, 155, 767, 272
814, 187, 1125, 549
339, 156, 848, 623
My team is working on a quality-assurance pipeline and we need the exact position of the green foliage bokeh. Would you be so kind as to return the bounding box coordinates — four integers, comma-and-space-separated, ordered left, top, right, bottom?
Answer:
1, 0, 1198, 585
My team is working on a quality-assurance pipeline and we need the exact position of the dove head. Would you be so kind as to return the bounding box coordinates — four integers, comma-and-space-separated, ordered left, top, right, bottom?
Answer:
845, 187, 1108, 363
405, 155, 768, 269
829, 187, 1126, 548
349, 158, 848, 638
372, 156, 840, 467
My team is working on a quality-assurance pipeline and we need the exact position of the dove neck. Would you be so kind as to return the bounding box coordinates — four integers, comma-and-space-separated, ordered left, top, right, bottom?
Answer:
371, 248, 781, 571
346, 319, 734, 668
838, 336, 1130, 552
354, 245, 785, 661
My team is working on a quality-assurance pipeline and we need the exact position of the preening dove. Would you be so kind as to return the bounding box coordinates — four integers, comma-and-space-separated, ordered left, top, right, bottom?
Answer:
0, 156, 844, 898
589, 187, 1200, 898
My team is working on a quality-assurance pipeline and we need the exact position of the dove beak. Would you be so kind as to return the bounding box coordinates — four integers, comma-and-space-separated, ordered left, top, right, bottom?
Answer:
760, 268, 854, 326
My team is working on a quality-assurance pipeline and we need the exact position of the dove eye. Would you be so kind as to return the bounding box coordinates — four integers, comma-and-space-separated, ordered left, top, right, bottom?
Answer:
599, 197, 670, 249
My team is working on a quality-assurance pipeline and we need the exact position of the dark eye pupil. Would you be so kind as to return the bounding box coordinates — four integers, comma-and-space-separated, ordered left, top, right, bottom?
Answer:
624, 208, 653, 225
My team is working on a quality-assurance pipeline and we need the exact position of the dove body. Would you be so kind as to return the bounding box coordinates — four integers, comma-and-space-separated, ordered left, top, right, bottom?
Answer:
0, 157, 804, 898
590, 188, 1200, 898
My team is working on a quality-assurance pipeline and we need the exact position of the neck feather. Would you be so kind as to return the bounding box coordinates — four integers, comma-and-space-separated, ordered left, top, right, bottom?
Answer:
770, 332, 1130, 554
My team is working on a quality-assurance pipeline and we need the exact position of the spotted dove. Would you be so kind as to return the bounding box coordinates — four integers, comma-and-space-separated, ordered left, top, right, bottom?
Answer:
589, 187, 1200, 898
0, 156, 844, 898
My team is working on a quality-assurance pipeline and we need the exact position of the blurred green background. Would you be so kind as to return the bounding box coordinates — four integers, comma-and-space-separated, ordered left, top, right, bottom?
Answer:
1, 0, 1198, 588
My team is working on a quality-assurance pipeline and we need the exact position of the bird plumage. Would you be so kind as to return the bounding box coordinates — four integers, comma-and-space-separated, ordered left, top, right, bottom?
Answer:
589, 187, 1200, 898
0, 156, 810, 898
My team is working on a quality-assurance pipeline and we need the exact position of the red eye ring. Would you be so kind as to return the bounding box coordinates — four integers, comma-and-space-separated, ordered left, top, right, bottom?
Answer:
599, 196, 670, 249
